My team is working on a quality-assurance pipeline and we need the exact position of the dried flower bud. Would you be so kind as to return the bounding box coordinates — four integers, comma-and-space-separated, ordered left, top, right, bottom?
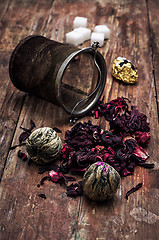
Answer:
82, 162, 120, 201
26, 127, 62, 165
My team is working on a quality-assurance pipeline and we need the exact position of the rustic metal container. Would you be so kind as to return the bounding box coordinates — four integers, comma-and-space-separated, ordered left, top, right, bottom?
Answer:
9, 35, 107, 117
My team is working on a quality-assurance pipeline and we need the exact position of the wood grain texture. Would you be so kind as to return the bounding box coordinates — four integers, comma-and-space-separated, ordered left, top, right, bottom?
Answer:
0, 0, 159, 239
0, 0, 55, 179
147, 0, 159, 118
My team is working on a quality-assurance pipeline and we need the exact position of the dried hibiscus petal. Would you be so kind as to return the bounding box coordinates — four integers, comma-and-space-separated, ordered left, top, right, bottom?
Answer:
53, 127, 62, 133
70, 168, 87, 175
19, 131, 30, 143
125, 183, 142, 199
133, 145, 149, 161
100, 131, 122, 147
89, 97, 130, 121
40, 176, 51, 185
121, 168, 133, 177
95, 110, 99, 119
111, 107, 149, 135
39, 171, 76, 186
102, 148, 115, 164
75, 149, 99, 167
30, 119, 36, 130
18, 150, 28, 161
92, 98, 150, 138
67, 181, 83, 196
134, 131, 150, 146
20, 119, 36, 132
61, 143, 74, 160
49, 170, 76, 184
127, 106, 150, 132
19, 119, 36, 143
124, 138, 149, 161
38, 163, 60, 174
60, 160, 70, 173
109, 114, 129, 134
65, 121, 101, 149
38, 193, 46, 199
104, 97, 130, 121
49, 170, 65, 183
137, 162, 154, 169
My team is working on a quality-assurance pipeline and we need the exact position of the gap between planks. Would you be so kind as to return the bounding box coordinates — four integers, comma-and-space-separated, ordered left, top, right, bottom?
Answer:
145, 0, 159, 121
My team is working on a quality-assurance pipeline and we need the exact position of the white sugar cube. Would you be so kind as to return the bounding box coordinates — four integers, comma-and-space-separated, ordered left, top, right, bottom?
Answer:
66, 31, 84, 46
94, 25, 110, 39
73, 17, 87, 29
74, 27, 91, 42
91, 32, 104, 47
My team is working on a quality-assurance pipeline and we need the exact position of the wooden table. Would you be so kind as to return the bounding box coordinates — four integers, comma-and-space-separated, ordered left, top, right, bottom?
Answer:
0, 0, 159, 239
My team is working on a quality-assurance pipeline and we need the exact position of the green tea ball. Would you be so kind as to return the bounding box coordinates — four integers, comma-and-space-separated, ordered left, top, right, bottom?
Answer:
26, 127, 62, 165
82, 162, 121, 201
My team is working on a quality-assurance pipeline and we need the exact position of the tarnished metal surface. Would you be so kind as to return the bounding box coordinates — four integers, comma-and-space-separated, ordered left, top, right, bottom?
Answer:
9, 35, 106, 117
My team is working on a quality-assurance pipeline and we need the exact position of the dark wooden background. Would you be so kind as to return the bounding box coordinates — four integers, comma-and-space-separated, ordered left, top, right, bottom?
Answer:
0, 0, 159, 239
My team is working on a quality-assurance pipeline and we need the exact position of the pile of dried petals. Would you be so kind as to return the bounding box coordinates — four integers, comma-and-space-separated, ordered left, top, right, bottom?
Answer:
38, 97, 153, 198
60, 97, 153, 178
15, 98, 153, 198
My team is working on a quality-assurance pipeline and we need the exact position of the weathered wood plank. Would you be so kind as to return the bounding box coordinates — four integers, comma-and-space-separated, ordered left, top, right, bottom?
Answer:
76, 11, 157, 240
0, 1, 96, 239
0, 0, 158, 240
56, 0, 159, 239
147, 0, 159, 117
0, 0, 55, 178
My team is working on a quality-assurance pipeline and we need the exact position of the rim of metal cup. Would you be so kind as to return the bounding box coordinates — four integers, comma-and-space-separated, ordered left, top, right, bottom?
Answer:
55, 47, 107, 117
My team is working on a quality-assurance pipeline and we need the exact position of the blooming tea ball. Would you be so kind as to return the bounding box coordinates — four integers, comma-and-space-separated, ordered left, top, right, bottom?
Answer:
26, 127, 62, 165
82, 162, 120, 201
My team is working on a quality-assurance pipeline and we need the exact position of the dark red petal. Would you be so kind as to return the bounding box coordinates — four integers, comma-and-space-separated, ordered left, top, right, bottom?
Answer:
38, 164, 60, 174
135, 131, 150, 146
30, 119, 36, 130
95, 111, 99, 119
40, 176, 51, 185
67, 181, 83, 197
138, 162, 154, 169
49, 170, 76, 184
49, 170, 63, 183
53, 127, 62, 133
18, 150, 28, 161
70, 168, 86, 175
19, 132, 30, 143
125, 183, 142, 200
38, 193, 46, 199
133, 145, 149, 161
20, 119, 36, 133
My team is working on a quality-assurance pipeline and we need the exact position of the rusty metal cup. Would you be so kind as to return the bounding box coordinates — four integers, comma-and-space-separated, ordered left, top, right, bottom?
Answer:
9, 35, 107, 117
